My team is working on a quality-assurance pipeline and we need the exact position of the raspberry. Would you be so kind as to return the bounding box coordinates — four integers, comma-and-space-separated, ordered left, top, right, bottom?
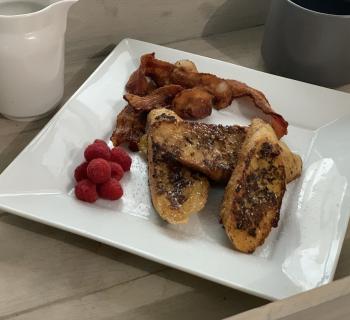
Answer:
109, 162, 124, 181
74, 162, 88, 182
94, 139, 108, 146
87, 158, 111, 184
98, 178, 123, 200
84, 143, 111, 161
75, 179, 98, 203
110, 147, 132, 171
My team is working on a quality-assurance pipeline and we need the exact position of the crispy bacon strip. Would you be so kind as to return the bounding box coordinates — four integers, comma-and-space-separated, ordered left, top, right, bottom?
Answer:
126, 65, 156, 96
125, 68, 149, 96
116, 53, 288, 152
141, 53, 232, 110
171, 69, 233, 110
110, 105, 147, 151
227, 80, 288, 138
141, 53, 175, 86
140, 53, 288, 138
124, 85, 183, 111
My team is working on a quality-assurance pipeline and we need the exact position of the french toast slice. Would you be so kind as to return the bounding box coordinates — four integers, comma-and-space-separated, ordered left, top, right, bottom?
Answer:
149, 118, 301, 184
221, 119, 286, 253
147, 109, 209, 224
279, 141, 302, 183
149, 119, 247, 182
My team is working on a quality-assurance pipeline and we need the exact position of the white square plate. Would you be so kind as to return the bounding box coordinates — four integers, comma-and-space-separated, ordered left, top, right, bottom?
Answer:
1, 39, 350, 300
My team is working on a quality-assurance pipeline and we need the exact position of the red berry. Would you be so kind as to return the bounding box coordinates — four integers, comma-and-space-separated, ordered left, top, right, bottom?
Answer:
84, 143, 111, 161
98, 178, 123, 200
75, 179, 98, 203
74, 162, 88, 182
94, 139, 108, 146
110, 147, 132, 171
87, 158, 111, 184
109, 161, 124, 180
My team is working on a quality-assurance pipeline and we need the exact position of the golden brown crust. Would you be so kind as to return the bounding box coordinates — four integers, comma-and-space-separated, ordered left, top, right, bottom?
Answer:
221, 119, 286, 253
147, 109, 209, 224
147, 118, 301, 183
278, 141, 303, 183
149, 119, 247, 182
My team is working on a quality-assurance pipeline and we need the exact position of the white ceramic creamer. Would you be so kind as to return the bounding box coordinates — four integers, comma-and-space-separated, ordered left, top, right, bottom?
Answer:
0, 0, 78, 121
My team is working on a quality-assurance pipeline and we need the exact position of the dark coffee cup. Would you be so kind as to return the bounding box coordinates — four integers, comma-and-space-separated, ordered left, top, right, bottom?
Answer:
262, 0, 350, 87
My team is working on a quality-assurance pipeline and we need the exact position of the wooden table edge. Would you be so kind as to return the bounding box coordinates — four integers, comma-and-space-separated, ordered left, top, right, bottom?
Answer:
225, 276, 350, 320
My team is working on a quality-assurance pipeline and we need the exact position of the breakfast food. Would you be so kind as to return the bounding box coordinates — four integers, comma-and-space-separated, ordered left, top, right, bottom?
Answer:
75, 179, 98, 203
109, 162, 124, 180
147, 109, 209, 224
141, 109, 300, 247
227, 80, 288, 138
74, 162, 89, 182
148, 111, 247, 182
110, 104, 147, 152
111, 53, 288, 152
87, 158, 111, 184
172, 87, 213, 120
170, 67, 233, 110
107, 53, 302, 252
141, 53, 288, 136
73, 140, 132, 203
221, 119, 286, 253
94, 139, 108, 145
84, 142, 111, 161
149, 116, 301, 184
110, 147, 132, 171
98, 178, 124, 200
140, 53, 232, 109
124, 84, 183, 111
125, 64, 155, 96
174, 59, 198, 73
278, 141, 303, 183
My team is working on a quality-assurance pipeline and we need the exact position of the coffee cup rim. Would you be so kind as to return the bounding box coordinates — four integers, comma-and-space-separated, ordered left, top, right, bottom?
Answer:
287, 0, 350, 18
